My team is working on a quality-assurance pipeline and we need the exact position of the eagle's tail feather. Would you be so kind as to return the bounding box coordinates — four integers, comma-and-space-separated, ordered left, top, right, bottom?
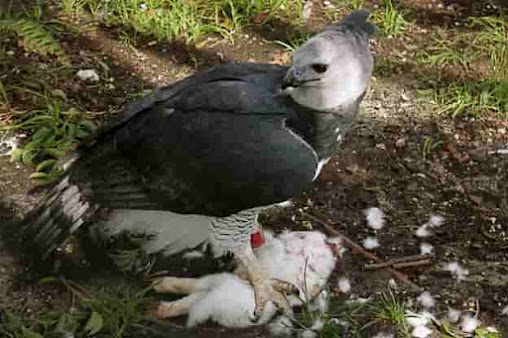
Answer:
23, 175, 91, 259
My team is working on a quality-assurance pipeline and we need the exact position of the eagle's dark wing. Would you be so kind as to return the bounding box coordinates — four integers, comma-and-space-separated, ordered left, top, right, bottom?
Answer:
73, 63, 317, 216
24, 63, 318, 256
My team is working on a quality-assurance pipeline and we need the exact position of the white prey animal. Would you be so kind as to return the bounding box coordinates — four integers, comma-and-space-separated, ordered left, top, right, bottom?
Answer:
151, 231, 342, 333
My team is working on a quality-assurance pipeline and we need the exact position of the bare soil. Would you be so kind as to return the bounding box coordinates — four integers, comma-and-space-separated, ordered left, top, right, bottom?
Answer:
1, 1, 507, 336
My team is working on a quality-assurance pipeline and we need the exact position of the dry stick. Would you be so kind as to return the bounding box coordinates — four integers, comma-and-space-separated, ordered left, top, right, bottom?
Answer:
364, 254, 431, 270
300, 211, 423, 292
366, 259, 432, 270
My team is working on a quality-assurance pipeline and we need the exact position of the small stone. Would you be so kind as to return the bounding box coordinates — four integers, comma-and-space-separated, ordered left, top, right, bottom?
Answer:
6, 50, 14, 56
76, 69, 100, 82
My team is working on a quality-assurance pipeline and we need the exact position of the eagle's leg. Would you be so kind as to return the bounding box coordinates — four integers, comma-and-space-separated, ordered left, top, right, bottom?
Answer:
234, 245, 292, 320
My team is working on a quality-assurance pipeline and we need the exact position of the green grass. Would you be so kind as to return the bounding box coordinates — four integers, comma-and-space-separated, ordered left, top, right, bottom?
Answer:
431, 79, 508, 117
2, 100, 96, 184
274, 31, 313, 52
470, 16, 508, 81
417, 35, 480, 69
74, 0, 304, 43
417, 16, 507, 78
371, 0, 408, 37
0, 16, 68, 63
0, 280, 149, 338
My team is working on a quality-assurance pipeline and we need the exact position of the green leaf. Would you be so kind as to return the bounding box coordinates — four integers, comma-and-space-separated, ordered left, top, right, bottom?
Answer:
29, 172, 49, 179
20, 326, 43, 338
84, 311, 104, 336
21, 149, 38, 165
32, 127, 54, 144
44, 148, 66, 158
37, 276, 59, 285
10, 148, 23, 163
36, 159, 56, 172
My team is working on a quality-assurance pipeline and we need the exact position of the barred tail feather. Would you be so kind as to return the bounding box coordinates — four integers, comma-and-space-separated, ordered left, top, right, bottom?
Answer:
23, 175, 92, 259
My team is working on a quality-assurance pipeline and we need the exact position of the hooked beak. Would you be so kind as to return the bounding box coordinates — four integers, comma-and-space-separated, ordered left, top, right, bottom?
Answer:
282, 67, 321, 90
282, 68, 301, 90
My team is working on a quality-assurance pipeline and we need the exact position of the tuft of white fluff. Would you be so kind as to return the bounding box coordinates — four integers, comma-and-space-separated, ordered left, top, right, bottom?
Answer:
412, 325, 432, 338
460, 313, 478, 333
364, 207, 385, 230
363, 236, 380, 249
301, 329, 317, 338
419, 243, 434, 255
182, 250, 204, 260
338, 277, 351, 293
268, 316, 293, 337
502, 305, 508, 315
0, 132, 19, 157
416, 224, 432, 238
416, 214, 444, 238
447, 308, 461, 323
406, 312, 433, 327
310, 318, 324, 331
428, 214, 445, 227
443, 261, 469, 281
417, 292, 435, 308
372, 333, 394, 338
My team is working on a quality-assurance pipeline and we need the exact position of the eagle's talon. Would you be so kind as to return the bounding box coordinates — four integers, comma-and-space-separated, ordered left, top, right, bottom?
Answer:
251, 277, 292, 320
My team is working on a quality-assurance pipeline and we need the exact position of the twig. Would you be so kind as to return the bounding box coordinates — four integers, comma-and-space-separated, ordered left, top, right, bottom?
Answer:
366, 259, 432, 270
300, 210, 423, 292
364, 254, 431, 270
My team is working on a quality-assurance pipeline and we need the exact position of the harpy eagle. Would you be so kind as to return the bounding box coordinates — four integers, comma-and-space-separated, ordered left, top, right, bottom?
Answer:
23, 10, 375, 318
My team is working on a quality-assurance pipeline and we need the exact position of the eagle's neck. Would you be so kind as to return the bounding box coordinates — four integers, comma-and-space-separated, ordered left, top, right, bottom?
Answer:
286, 100, 360, 160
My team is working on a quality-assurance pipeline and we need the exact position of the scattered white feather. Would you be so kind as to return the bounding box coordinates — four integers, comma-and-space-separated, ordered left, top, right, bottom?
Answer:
502, 305, 508, 315
337, 277, 351, 293
416, 214, 444, 237
372, 333, 394, 338
447, 308, 461, 323
417, 292, 435, 308
310, 318, 324, 331
416, 224, 432, 238
76, 69, 100, 82
363, 236, 380, 249
364, 207, 385, 230
302, 1, 313, 22
428, 214, 445, 227
301, 329, 317, 338
268, 315, 293, 337
406, 311, 434, 327
406, 315, 429, 327
0, 132, 19, 157
411, 325, 432, 338
338, 246, 348, 257
182, 250, 204, 260
346, 297, 370, 305
460, 313, 478, 333
443, 261, 469, 281
419, 243, 434, 255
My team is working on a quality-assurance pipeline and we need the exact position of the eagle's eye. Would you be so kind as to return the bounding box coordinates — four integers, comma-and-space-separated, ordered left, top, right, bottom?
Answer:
312, 64, 328, 74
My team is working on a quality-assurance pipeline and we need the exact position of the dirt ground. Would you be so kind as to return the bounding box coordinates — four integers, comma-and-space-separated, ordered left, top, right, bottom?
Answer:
1, 0, 508, 337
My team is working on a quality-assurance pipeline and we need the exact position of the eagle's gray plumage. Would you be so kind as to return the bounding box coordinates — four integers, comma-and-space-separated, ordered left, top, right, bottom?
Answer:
23, 10, 375, 317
